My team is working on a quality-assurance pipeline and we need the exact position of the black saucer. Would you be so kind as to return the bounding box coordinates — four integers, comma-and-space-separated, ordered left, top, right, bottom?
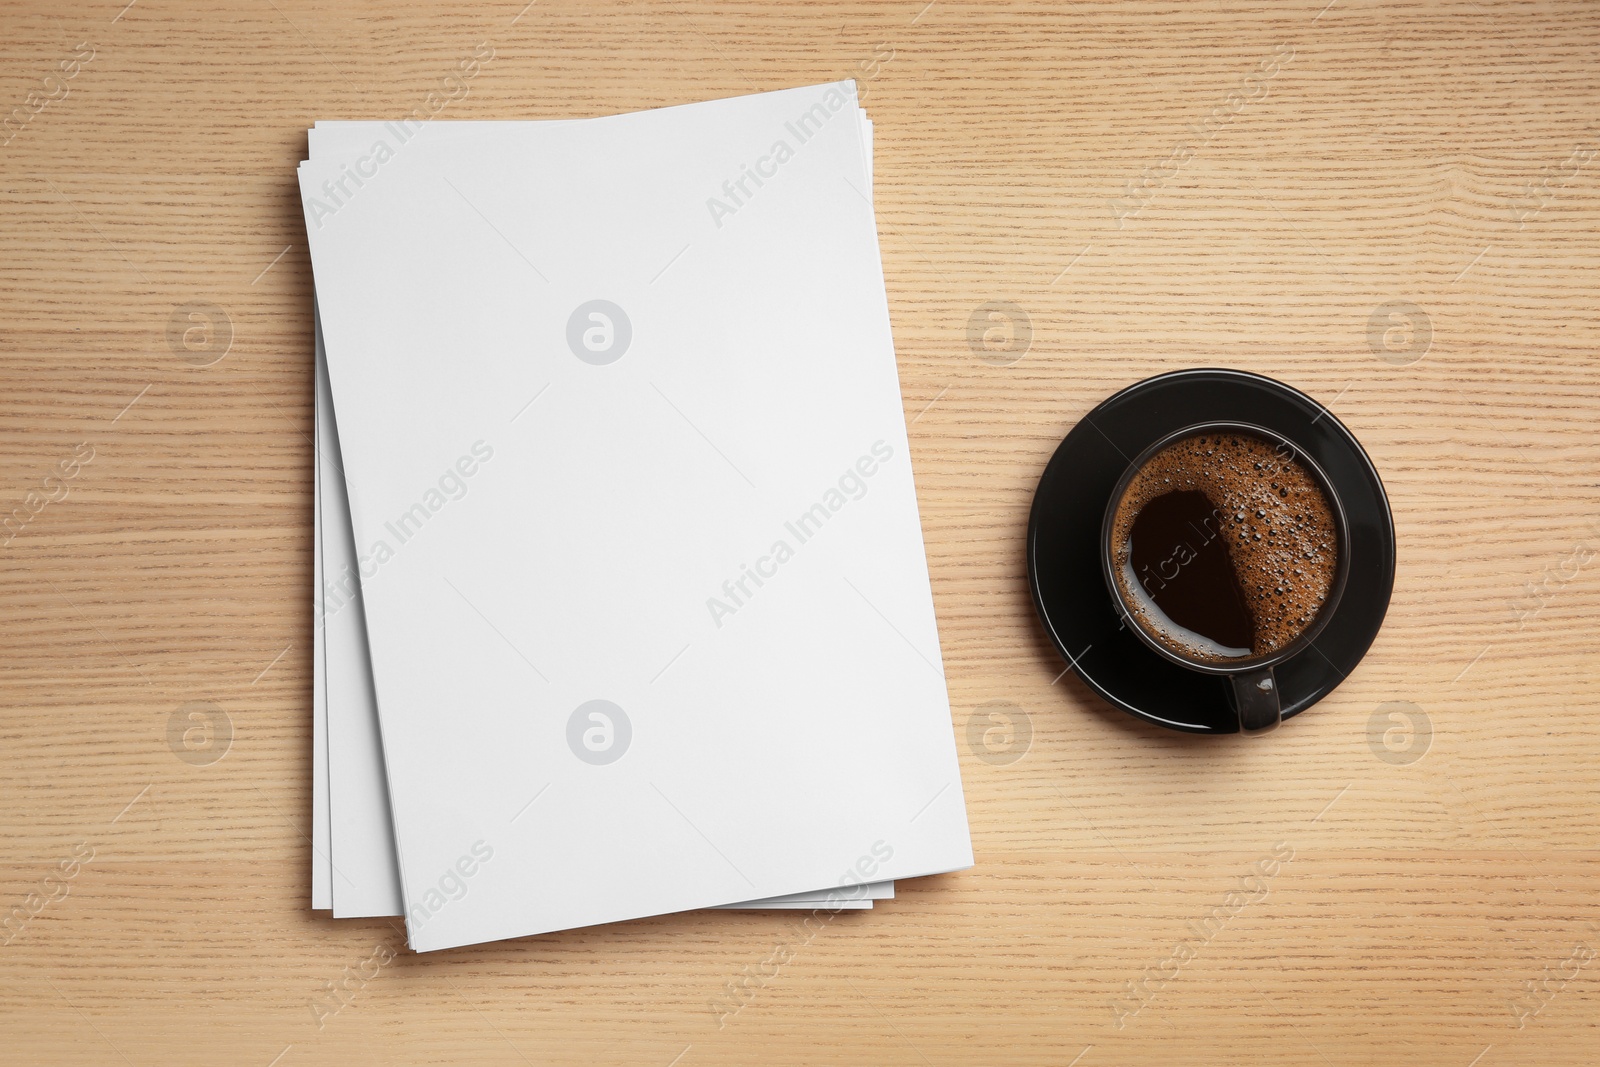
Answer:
1026, 369, 1395, 734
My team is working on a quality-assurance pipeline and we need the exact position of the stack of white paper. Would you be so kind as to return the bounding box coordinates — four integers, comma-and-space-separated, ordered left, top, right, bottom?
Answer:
301, 82, 972, 952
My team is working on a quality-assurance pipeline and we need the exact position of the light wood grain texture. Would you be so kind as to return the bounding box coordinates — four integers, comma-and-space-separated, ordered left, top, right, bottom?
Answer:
1, 0, 1597, 1063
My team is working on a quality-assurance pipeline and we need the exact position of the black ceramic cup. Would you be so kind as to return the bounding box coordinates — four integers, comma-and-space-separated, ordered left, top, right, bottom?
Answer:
1098, 420, 1351, 734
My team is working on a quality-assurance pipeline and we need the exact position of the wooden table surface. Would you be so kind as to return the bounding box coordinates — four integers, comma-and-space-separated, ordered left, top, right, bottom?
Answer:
3, 1, 1598, 1064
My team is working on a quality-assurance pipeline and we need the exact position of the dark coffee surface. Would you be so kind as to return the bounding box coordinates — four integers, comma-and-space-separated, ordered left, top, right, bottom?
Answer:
1126, 490, 1255, 655
1111, 431, 1338, 663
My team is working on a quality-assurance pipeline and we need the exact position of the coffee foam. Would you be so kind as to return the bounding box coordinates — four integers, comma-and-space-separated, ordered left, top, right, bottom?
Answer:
1111, 431, 1338, 662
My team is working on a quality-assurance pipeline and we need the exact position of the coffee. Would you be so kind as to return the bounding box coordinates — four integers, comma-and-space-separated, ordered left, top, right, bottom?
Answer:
1109, 430, 1338, 663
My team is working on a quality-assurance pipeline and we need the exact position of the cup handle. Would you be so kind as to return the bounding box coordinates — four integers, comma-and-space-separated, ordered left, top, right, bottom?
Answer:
1231, 667, 1281, 734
